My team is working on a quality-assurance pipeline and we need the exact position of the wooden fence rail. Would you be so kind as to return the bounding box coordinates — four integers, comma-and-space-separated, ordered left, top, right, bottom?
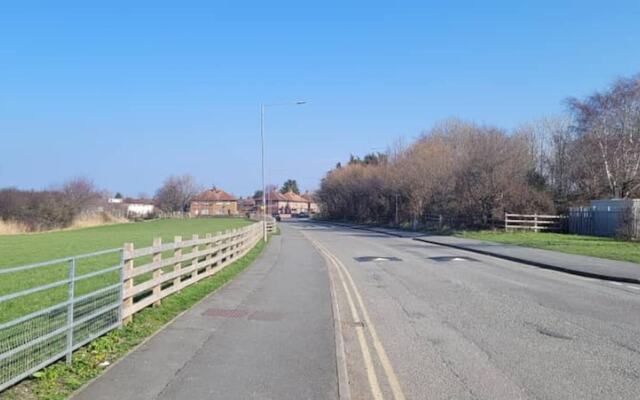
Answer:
122, 221, 265, 323
504, 213, 566, 232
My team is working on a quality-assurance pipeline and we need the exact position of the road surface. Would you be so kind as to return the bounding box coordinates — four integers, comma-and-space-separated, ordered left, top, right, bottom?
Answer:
74, 221, 640, 400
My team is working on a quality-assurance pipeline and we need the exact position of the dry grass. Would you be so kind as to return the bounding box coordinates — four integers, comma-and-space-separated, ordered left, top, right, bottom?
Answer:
0, 213, 129, 235
69, 212, 128, 229
0, 220, 30, 235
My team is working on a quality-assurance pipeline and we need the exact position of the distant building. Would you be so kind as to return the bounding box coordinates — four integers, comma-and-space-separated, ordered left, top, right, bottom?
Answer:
190, 188, 238, 217
122, 198, 155, 218
301, 191, 319, 214
255, 190, 310, 216
238, 197, 256, 214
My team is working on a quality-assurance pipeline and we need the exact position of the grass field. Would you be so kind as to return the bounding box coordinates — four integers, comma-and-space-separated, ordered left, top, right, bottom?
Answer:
0, 218, 252, 323
458, 231, 640, 264
0, 238, 267, 400
0, 218, 251, 268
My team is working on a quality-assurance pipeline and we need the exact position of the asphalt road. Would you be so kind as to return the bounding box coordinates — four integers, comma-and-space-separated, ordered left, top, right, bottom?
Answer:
293, 221, 640, 400
73, 221, 640, 400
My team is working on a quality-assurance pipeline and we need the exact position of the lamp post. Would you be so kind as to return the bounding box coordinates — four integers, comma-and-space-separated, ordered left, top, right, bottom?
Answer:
261, 101, 306, 242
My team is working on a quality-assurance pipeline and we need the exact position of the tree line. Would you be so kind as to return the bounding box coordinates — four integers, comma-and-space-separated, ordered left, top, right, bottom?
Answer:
318, 73, 640, 228
0, 172, 307, 232
0, 178, 104, 231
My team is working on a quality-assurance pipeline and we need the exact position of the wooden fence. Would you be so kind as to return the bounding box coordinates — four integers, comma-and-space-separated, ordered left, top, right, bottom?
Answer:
121, 221, 264, 323
504, 213, 566, 232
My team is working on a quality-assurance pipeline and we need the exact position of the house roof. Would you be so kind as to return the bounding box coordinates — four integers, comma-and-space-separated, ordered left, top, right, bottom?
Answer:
256, 191, 308, 203
301, 191, 317, 203
238, 198, 255, 206
281, 191, 308, 203
192, 188, 237, 202
123, 198, 154, 205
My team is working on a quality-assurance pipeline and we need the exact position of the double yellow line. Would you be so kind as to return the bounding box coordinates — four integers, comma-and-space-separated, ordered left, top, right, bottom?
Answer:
302, 232, 406, 400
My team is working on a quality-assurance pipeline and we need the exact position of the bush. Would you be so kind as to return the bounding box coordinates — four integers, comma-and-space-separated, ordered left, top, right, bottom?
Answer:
0, 180, 101, 232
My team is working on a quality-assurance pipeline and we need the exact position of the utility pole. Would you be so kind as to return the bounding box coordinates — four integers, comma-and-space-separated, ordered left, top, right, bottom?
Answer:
260, 101, 306, 242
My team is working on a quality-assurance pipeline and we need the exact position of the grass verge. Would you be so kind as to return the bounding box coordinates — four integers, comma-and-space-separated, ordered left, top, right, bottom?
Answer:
0, 239, 266, 400
457, 231, 640, 264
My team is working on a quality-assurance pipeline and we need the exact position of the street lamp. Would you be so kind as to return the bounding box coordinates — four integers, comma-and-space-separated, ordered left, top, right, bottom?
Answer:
261, 100, 306, 242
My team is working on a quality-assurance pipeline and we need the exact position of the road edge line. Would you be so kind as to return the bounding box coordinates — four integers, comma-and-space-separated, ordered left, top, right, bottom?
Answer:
302, 232, 383, 400
329, 252, 407, 400
325, 240, 353, 400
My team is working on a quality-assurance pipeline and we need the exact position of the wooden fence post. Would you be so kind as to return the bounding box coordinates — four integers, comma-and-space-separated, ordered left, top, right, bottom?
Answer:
205, 233, 213, 272
173, 236, 182, 290
123, 242, 134, 325
534, 213, 539, 233
191, 234, 199, 280
152, 237, 162, 307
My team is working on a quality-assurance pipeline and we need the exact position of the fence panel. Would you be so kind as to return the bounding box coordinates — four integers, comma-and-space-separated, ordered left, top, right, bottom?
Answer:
504, 213, 566, 232
0, 249, 123, 392
121, 221, 264, 322
568, 207, 639, 238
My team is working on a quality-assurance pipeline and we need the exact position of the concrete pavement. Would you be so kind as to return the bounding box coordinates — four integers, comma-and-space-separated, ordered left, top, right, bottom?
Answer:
73, 228, 338, 400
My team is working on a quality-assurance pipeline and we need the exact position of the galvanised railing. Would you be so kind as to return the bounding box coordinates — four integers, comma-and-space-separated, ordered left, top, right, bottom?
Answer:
0, 249, 124, 392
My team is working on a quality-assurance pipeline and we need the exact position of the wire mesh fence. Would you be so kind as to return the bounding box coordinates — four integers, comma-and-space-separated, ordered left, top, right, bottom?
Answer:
0, 249, 123, 392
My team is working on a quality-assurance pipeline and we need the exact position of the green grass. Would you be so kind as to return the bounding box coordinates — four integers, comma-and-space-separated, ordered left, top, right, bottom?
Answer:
0, 218, 250, 268
0, 238, 267, 400
0, 218, 251, 324
457, 231, 640, 264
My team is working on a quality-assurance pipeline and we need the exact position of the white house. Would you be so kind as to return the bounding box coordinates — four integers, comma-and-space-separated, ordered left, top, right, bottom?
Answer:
123, 198, 155, 217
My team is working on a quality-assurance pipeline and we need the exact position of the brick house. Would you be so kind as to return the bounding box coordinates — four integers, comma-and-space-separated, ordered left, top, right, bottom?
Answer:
190, 188, 238, 217
255, 190, 309, 216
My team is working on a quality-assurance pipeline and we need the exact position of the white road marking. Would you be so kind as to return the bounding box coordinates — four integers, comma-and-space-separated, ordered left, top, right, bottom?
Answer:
611, 282, 623, 286
627, 286, 640, 291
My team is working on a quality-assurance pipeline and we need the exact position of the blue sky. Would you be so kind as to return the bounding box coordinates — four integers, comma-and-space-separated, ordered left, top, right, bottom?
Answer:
1, 1, 640, 197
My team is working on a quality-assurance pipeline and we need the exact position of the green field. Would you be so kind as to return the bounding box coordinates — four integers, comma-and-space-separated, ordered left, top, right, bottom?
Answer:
0, 237, 267, 400
0, 218, 252, 323
457, 231, 640, 264
0, 218, 251, 268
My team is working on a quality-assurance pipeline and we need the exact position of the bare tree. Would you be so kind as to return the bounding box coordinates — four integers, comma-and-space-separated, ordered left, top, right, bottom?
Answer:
61, 177, 101, 213
568, 74, 640, 198
317, 119, 554, 228
154, 175, 201, 212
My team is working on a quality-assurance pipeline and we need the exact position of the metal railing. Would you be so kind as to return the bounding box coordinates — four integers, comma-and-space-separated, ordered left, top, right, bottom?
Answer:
0, 249, 124, 392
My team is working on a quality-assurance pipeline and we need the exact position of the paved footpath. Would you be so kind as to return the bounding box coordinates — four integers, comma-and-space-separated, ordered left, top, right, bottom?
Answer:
73, 227, 338, 400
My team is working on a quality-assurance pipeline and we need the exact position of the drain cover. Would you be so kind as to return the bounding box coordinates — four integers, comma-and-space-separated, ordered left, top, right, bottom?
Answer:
429, 256, 478, 262
354, 256, 402, 262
